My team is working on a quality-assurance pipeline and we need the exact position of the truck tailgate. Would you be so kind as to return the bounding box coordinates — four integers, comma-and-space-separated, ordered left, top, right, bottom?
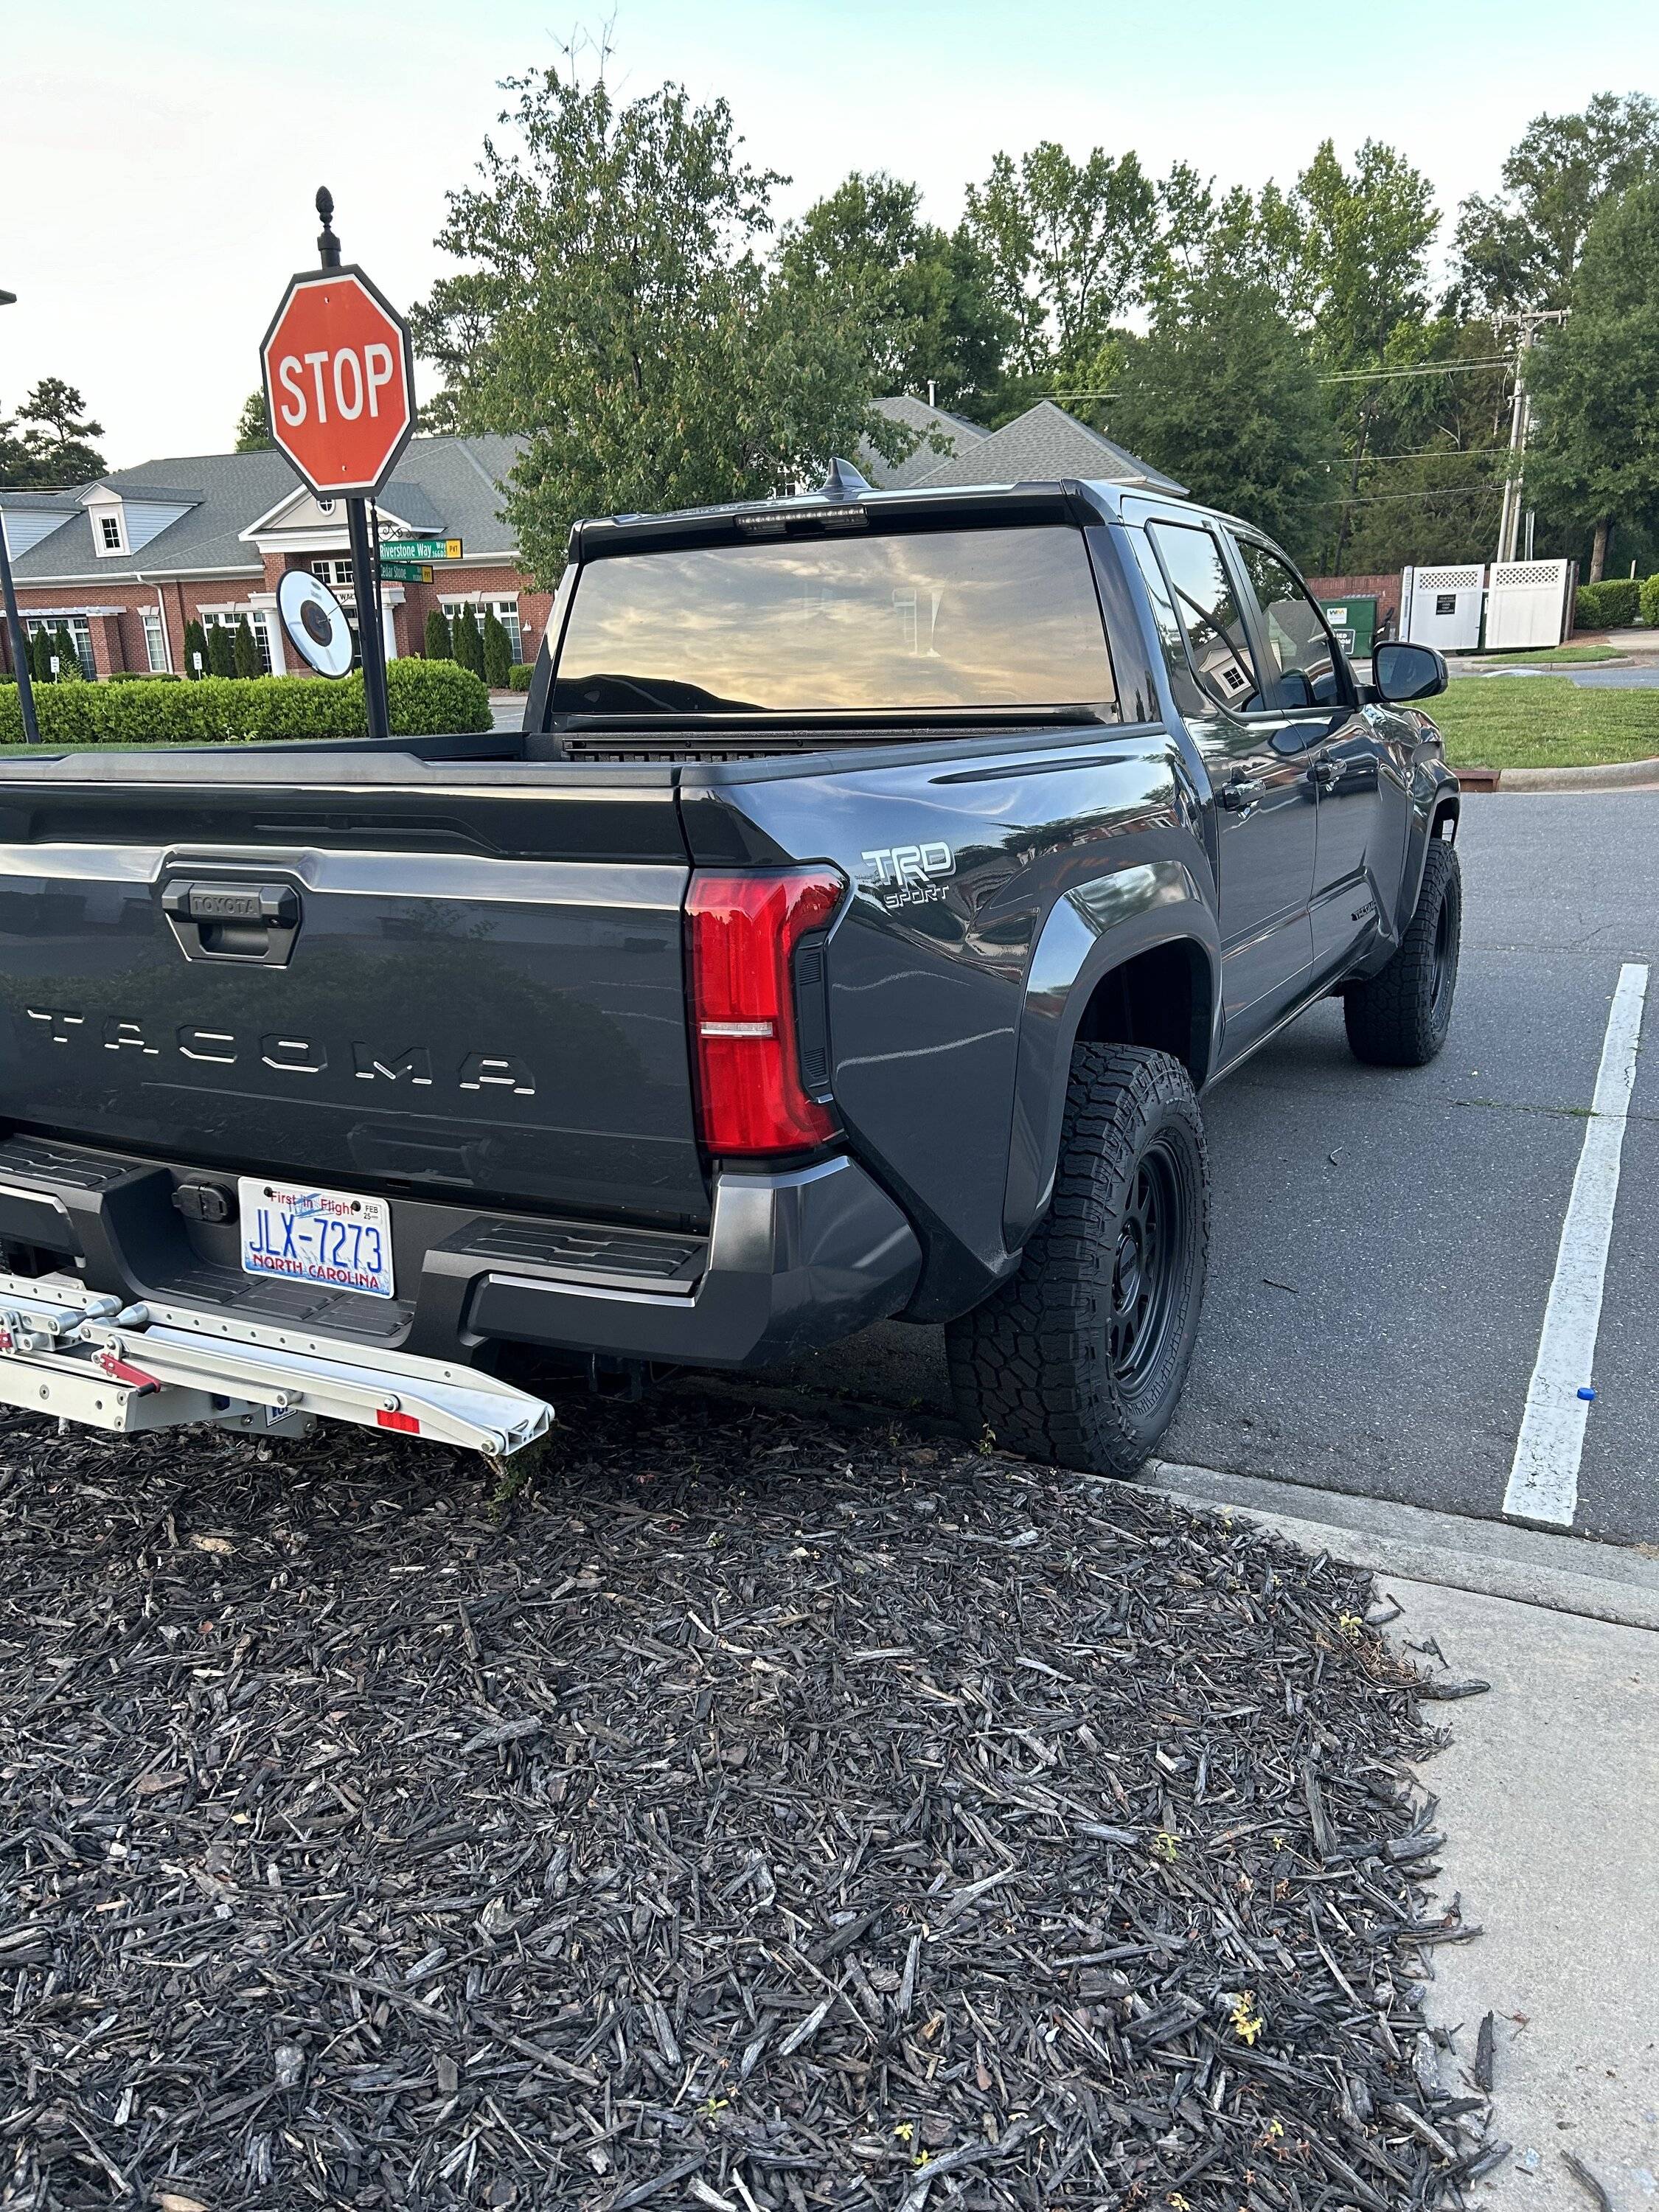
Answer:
0, 754, 710, 1225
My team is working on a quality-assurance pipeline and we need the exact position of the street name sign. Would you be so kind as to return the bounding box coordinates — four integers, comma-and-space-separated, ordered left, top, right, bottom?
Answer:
379, 560, 434, 583
380, 537, 462, 563
260, 268, 415, 498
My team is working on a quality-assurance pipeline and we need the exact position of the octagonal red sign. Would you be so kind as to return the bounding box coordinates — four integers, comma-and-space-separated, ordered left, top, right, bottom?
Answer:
260, 265, 415, 497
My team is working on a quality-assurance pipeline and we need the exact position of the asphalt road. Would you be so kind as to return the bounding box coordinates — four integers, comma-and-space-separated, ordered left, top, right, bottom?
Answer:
770, 792, 1659, 1550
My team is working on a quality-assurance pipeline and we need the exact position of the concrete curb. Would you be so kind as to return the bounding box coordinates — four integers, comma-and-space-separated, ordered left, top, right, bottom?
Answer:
1141, 1458, 1659, 1632
1498, 754, 1659, 792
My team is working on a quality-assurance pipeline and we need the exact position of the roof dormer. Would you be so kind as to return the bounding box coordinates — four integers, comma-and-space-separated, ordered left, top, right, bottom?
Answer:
81, 479, 202, 558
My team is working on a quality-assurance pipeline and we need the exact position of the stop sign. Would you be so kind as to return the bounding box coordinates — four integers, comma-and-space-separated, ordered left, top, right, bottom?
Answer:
260, 266, 415, 498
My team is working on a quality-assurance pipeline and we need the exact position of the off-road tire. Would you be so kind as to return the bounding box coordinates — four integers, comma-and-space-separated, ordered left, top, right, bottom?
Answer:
1343, 838, 1461, 1067
945, 1043, 1209, 1479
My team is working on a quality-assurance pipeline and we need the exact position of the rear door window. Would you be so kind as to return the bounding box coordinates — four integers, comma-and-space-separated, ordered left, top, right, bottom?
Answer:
552, 525, 1116, 717
1147, 521, 1263, 713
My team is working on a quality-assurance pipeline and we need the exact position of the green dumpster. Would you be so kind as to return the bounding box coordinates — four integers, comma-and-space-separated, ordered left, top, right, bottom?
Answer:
1322, 594, 1378, 662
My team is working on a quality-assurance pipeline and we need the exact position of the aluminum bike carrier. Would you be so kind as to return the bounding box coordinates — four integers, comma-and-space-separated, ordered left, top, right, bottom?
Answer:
0, 1271, 554, 1455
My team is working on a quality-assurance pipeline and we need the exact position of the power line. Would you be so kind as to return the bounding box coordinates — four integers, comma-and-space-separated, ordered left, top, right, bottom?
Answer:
1312, 483, 1506, 508
1049, 358, 1512, 402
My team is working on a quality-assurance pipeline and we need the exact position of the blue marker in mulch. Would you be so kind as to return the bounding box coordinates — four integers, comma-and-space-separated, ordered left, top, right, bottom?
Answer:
1578, 1387, 1596, 1402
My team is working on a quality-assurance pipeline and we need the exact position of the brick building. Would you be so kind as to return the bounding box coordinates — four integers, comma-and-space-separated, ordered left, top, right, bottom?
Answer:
1, 402, 1183, 682
0, 434, 553, 680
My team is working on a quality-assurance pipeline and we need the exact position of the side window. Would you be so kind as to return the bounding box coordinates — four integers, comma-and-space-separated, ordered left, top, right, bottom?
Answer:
1147, 521, 1264, 713
1234, 540, 1348, 710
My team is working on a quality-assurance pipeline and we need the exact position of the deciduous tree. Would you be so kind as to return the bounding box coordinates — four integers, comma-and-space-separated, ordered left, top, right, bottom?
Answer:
1455, 92, 1659, 313
411, 52, 910, 580
235, 389, 274, 451
1527, 178, 1659, 580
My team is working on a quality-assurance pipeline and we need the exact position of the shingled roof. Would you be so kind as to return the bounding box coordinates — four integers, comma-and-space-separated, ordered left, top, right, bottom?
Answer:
907, 397, 1185, 495
7, 434, 524, 584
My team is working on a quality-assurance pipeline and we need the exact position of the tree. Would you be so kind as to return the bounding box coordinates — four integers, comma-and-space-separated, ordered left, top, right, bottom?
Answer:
424, 607, 453, 661
453, 604, 485, 678
52, 623, 83, 678
233, 616, 262, 678
410, 53, 911, 580
1289, 139, 1439, 564
778, 173, 1013, 412
29, 630, 55, 684
481, 608, 512, 688
1454, 93, 1659, 313
206, 622, 236, 678
1527, 178, 1659, 580
235, 388, 274, 451
0, 377, 106, 487
963, 141, 1158, 382
183, 619, 209, 679
1108, 257, 1338, 564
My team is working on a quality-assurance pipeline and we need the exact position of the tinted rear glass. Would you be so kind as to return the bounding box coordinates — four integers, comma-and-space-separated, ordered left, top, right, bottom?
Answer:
552, 526, 1114, 715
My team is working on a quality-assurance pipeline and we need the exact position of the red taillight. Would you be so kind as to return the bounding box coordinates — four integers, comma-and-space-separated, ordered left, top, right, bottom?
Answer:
686, 869, 843, 1155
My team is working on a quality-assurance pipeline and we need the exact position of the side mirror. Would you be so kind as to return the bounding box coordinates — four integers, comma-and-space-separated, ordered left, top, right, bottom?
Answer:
1373, 641, 1447, 703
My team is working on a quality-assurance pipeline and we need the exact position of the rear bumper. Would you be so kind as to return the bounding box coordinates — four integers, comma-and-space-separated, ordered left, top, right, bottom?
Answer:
0, 1137, 922, 1374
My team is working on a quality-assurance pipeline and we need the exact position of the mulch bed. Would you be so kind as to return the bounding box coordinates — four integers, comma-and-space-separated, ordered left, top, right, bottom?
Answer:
0, 1393, 1498, 2211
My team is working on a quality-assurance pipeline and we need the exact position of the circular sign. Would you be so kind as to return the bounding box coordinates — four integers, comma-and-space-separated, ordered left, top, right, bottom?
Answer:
260, 265, 415, 498
278, 568, 355, 678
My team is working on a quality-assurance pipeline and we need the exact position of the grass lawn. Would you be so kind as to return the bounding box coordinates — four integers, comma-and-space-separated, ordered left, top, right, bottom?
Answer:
1431, 677, 1659, 770
1463, 644, 1626, 666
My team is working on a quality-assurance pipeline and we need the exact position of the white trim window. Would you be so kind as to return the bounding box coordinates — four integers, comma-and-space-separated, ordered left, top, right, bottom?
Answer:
23, 613, 93, 675
311, 558, 353, 590
201, 609, 273, 673
442, 594, 521, 659
99, 515, 123, 552
142, 608, 171, 673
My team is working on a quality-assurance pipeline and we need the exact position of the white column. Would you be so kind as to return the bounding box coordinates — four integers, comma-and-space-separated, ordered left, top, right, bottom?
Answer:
381, 598, 399, 664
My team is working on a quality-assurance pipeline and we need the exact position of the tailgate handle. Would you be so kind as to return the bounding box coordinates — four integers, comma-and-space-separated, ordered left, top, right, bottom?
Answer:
162, 879, 301, 965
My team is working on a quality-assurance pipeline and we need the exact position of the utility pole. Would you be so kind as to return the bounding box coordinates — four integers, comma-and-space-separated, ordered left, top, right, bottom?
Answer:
314, 189, 391, 741
0, 288, 41, 745
1493, 309, 1567, 568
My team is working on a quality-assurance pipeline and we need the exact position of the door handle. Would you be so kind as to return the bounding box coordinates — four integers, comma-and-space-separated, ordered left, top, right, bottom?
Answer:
1217, 777, 1265, 812
161, 879, 302, 965
1308, 758, 1341, 790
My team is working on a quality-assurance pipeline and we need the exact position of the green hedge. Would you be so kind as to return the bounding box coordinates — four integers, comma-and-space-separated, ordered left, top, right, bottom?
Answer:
1640, 574, 1659, 631
0, 657, 491, 747
1575, 577, 1641, 630
508, 661, 535, 690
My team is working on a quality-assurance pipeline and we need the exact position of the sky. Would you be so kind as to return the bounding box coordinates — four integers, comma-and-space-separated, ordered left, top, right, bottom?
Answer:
3, 0, 1655, 466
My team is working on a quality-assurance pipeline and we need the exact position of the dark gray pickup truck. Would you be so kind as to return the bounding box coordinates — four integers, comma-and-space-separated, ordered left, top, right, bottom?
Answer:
0, 470, 1459, 1474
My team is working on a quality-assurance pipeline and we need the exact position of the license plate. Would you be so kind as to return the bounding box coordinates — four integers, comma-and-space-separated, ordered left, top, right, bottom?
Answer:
237, 1178, 394, 1300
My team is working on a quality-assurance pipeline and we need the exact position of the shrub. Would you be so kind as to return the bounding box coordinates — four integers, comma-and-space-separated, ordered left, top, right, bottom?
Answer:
54, 625, 84, 679
482, 608, 513, 689
0, 657, 492, 747
29, 630, 54, 683
233, 615, 262, 678
508, 661, 535, 690
453, 604, 485, 679
183, 618, 209, 678
1575, 577, 1640, 630
424, 607, 453, 661
1641, 573, 1659, 630
107, 669, 179, 682
206, 622, 236, 678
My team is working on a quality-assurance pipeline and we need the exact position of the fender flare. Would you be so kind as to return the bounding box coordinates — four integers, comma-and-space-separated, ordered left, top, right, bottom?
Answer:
1003, 860, 1221, 1248
1392, 759, 1460, 938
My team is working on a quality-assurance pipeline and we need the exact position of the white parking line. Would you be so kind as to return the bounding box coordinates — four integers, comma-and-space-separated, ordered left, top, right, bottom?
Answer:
1504, 961, 1649, 1527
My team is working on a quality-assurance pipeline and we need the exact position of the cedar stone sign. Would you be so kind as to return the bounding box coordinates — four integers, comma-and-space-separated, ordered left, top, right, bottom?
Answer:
260, 266, 415, 498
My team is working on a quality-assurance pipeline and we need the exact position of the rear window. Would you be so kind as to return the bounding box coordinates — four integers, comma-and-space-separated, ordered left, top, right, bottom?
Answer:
552, 525, 1115, 716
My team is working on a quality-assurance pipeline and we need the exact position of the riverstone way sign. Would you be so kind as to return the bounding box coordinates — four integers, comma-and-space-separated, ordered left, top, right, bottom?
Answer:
380, 538, 462, 563
260, 268, 415, 498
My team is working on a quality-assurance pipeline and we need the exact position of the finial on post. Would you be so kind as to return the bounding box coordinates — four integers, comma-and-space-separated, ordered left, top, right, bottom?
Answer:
316, 187, 341, 269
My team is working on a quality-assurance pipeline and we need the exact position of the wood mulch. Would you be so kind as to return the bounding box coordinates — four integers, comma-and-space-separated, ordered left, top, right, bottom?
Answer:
0, 1394, 1499, 2210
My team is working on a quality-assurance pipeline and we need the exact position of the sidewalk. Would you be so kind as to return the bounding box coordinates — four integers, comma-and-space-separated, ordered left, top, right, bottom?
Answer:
1141, 1461, 1659, 2207
1394, 1579, 1659, 2208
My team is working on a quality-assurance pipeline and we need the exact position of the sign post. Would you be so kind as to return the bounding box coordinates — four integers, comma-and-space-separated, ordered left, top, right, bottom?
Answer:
260, 189, 415, 740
